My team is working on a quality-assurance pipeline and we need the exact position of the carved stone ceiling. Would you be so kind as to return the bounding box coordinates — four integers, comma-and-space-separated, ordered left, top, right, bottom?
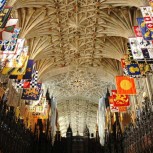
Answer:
8, 0, 147, 136
45, 67, 115, 101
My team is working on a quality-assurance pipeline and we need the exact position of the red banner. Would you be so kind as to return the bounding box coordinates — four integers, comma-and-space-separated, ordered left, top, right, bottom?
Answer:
112, 90, 130, 107
133, 26, 142, 37
116, 76, 136, 95
121, 58, 126, 68
118, 106, 127, 112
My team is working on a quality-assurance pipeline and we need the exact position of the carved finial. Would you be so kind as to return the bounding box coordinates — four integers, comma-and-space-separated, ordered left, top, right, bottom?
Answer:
57, 123, 60, 131
96, 124, 98, 132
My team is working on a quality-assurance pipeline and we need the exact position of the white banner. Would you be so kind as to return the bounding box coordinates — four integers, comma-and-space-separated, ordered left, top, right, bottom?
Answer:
129, 37, 144, 59
98, 97, 106, 146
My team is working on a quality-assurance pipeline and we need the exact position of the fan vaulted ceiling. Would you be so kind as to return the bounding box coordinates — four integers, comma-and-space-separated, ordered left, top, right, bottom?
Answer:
8, 0, 147, 136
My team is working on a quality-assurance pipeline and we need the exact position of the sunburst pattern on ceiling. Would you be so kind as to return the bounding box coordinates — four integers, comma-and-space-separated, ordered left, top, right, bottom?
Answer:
45, 67, 115, 101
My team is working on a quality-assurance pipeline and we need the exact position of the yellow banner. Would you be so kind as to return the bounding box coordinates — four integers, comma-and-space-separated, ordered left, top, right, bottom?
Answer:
2, 56, 29, 75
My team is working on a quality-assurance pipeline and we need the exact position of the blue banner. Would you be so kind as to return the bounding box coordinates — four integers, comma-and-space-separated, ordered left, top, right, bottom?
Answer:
9, 59, 34, 80
127, 64, 141, 75
137, 17, 153, 40
21, 83, 42, 100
